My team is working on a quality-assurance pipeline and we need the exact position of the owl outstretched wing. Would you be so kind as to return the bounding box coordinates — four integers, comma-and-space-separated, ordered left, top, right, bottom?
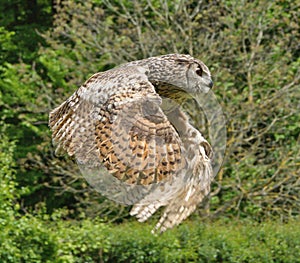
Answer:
49, 65, 185, 204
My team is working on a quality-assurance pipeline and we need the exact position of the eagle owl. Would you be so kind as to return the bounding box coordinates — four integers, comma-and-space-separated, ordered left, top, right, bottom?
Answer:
49, 54, 214, 233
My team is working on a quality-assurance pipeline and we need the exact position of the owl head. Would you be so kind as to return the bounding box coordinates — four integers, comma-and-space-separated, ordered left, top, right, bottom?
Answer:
133, 54, 213, 94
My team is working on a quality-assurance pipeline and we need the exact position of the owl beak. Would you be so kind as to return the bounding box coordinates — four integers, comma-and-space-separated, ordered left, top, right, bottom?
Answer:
209, 80, 214, 89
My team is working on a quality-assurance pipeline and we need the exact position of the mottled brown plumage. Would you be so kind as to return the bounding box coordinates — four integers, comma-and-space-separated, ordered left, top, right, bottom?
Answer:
95, 92, 182, 185
49, 54, 214, 233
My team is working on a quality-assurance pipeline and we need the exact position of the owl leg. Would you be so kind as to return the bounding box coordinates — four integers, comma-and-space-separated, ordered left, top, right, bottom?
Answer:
152, 201, 197, 234
152, 155, 212, 234
149, 107, 213, 234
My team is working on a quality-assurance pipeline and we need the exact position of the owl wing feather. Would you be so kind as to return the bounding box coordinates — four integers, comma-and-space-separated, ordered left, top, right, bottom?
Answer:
49, 66, 183, 187
130, 99, 213, 233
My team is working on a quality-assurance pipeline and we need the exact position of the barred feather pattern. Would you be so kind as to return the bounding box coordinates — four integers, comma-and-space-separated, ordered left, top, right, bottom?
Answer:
49, 54, 214, 233
130, 107, 213, 233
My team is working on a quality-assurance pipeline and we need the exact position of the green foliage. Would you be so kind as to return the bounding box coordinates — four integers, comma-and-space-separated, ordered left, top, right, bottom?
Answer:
0, 125, 18, 217
50, 217, 111, 262
0, 0, 299, 260
33, 0, 299, 219
0, 215, 57, 263
0, 0, 53, 62
80, 219, 300, 263
0, 27, 17, 64
1, 215, 300, 262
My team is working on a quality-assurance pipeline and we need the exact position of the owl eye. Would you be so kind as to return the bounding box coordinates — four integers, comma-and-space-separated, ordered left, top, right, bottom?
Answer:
195, 67, 203, 77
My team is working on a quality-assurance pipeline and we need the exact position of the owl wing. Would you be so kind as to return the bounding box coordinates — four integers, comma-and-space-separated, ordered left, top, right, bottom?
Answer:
49, 66, 184, 191
130, 97, 213, 233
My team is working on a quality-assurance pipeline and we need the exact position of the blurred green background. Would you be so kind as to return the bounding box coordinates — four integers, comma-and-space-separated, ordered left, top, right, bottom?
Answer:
0, 0, 299, 262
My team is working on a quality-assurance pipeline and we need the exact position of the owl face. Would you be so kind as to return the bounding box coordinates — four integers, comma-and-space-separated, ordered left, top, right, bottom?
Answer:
186, 61, 213, 93
145, 54, 213, 94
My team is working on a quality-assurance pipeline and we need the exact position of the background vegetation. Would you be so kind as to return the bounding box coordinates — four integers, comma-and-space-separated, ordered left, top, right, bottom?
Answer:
0, 0, 299, 262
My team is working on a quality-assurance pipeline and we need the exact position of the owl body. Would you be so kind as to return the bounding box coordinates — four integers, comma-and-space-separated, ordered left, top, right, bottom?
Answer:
49, 54, 214, 233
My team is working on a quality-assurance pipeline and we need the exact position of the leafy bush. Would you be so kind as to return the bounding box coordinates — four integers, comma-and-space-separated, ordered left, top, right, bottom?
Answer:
1, 213, 300, 263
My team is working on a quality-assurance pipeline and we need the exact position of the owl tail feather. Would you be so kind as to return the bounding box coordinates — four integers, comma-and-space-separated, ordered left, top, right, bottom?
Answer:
130, 203, 162, 222
152, 156, 213, 234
